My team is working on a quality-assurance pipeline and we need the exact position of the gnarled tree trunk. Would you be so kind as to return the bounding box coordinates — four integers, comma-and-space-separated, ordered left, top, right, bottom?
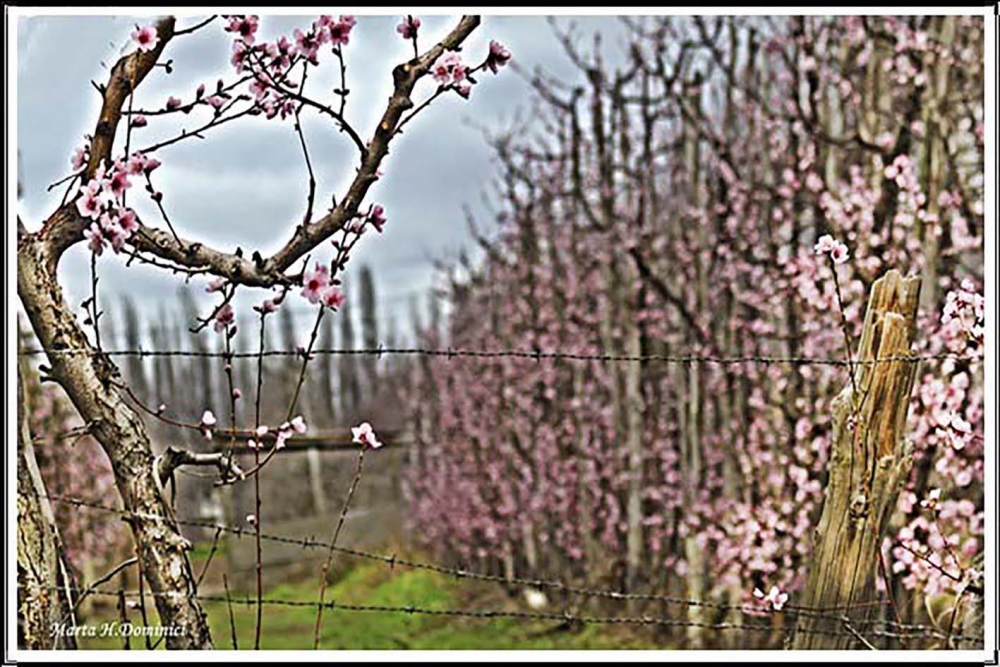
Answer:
17, 334, 78, 650
18, 234, 213, 648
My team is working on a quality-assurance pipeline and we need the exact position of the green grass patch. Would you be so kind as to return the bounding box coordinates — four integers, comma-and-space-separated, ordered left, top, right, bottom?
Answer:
76, 560, 661, 650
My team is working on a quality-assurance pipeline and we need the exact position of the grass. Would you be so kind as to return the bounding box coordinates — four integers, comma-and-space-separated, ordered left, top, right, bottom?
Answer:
76, 558, 661, 650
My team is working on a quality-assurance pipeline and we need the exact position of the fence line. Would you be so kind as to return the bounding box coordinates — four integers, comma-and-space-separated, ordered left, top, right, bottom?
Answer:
16, 584, 966, 644
17, 345, 982, 367
44, 493, 960, 637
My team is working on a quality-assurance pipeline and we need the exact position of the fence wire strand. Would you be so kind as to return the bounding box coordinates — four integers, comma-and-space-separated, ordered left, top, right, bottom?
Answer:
42, 493, 967, 643
18, 584, 967, 644
18, 345, 982, 367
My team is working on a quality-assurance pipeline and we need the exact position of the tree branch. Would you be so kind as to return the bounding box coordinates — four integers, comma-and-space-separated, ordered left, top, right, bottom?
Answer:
43, 16, 483, 291
156, 446, 245, 486
39, 16, 176, 265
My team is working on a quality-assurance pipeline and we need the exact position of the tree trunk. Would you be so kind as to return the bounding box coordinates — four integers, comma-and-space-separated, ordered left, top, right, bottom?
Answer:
18, 237, 213, 648
792, 270, 921, 649
17, 336, 78, 649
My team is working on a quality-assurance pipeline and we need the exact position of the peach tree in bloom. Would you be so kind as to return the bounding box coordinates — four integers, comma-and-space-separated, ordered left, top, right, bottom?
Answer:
17, 13, 509, 648
403, 15, 983, 648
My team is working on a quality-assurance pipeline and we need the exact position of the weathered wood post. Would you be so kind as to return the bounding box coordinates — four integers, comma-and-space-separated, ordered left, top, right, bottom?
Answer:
792, 270, 921, 649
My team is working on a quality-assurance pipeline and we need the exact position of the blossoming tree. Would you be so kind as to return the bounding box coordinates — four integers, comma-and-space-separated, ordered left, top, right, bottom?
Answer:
403, 15, 983, 649
17, 13, 509, 648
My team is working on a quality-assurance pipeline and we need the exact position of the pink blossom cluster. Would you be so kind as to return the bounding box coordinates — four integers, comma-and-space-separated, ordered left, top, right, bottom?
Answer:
300, 263, 345, 309
941, 280, 985, 343
813, 234, 850, 264
432, 52, 473, 97
249, 415, 307, 450
75, 152, 160, 255
401, 17, 983, 634
200, 409, 307, 447
396, 15, 421, 40
224, 15, 355, 121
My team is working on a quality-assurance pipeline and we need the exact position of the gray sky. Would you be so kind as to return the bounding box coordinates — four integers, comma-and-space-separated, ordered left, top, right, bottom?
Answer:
16, 14, 624, 346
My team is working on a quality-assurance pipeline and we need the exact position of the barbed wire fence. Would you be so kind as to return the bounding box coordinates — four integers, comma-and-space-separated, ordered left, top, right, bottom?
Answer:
18, 341, 985, 650
35, 492, 974, 648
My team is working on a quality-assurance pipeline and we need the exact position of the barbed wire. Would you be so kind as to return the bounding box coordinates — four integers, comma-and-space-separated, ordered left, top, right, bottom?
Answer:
43, 493, 963, 639
18, 584, 967, 644
17, 345, 982, 367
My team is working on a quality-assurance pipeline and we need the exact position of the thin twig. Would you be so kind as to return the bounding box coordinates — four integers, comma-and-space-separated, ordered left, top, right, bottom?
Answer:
223, 573, 239, 650
173, 14, 219, 37
312, 446, 366, 649
196, 528, 224, 589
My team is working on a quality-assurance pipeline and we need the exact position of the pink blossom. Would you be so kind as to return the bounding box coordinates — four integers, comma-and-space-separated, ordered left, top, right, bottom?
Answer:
126, 152, 160, 175
753, 585, 788, 611
249, 78, 270, 101
131, 25, 159, 52
293, 29, 320, 63
232, 388, 243, 400
920, 488, 942, 511
290, 415, 307, 434
369, 205, 387, 233
126, 153, 147, 176
83, 223, 106, 255
206, 277, 226, 293
230, 40, 248, 72
108, 168, 131, 199
225, 15, 259, 44
165, 96, 182, 110
321, 286, 345, 309
327, 17, 353, 47
76, 185, 103, 219
130, 114, 148, 128
260, 297, 280, 314
432, 52, 465, 85
206, 95, 227, 110
201, 410, 217, 427
117, 208, 139, 234
256, 425, 269, 437
813, 234, 837, 254
813, 234, 849, 264
274, 430, 291, 450
300, 263, 331, 303
246, 514, 257, 525
103, 222, 127, 253
486, 40, 512, 74
829, 242, 850, 264
397, 16, 421, 40
214, 303, 235, 333
351, 422, 383, 449
71, 146, 89, 170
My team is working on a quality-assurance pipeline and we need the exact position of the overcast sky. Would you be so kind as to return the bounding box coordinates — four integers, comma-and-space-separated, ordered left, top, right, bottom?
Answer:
16, 13, 628, 347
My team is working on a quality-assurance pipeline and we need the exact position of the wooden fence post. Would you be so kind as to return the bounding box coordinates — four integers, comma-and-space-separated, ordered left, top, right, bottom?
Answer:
792, 270, 921, 649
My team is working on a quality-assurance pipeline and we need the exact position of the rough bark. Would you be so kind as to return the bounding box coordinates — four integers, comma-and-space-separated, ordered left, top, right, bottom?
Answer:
17, 339, 78, 650
18, 240, 213, 648
792, 270, 921, 649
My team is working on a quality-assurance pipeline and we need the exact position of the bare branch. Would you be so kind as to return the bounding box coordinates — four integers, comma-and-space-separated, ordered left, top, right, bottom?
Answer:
156, 446, 246, 486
